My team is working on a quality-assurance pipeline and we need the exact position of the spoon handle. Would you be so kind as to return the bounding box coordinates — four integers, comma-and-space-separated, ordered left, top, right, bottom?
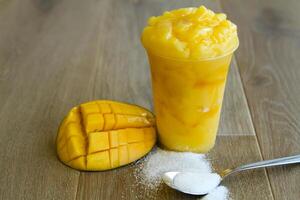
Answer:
223, 154, 300, 177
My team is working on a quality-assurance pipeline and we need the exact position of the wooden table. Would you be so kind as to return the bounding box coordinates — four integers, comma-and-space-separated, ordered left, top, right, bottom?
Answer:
0, 0, 299, 199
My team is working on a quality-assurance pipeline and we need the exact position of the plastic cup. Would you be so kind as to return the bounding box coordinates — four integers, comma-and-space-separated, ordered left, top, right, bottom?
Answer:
145, 47, 238, 153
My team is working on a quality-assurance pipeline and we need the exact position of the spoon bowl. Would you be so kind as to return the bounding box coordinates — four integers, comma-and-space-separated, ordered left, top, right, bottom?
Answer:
163, 154, 300, 195
163, 171, 221, 195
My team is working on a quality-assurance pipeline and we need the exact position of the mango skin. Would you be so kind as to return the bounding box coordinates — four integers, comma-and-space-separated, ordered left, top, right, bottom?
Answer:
56, 100, 156, 171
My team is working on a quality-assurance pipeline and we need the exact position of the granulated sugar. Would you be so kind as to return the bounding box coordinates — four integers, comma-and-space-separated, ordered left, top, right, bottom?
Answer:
133, 147, 230, 200
135, 147, 211, 189
201, 186, 229, 200
173, 172, 221, 195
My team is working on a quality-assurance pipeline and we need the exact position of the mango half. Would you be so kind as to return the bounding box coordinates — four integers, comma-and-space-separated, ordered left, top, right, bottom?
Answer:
56, 100, 156, 171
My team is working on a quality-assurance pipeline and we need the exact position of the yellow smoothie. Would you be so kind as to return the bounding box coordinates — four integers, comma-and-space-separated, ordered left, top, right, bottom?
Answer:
142, 6, 239, 152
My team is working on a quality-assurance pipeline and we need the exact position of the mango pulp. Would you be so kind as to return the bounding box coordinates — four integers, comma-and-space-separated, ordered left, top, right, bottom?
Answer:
149, 53, 232, 152
56, 100, 156, 171
142, 6, 238, 152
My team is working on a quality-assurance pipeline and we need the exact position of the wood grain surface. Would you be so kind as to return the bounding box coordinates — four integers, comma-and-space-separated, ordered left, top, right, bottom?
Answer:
210, 136, 273, 200
0, 0, 298, 199
221, 0, 300, 199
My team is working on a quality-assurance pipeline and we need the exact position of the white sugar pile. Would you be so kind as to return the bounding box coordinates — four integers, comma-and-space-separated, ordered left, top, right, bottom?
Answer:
173, 172, 221, 195
201, 186, 229, 200
135, 148, 211, 189
133, 147, 230, 200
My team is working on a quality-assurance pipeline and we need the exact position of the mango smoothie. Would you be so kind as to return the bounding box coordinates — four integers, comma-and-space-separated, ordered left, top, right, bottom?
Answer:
141, 6, 239, 152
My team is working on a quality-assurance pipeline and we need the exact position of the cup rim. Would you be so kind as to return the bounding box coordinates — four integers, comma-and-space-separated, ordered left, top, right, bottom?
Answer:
145, 41, 239, 62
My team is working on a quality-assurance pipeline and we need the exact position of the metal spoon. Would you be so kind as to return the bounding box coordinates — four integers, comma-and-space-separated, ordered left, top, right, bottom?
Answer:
163, 154, 300, 195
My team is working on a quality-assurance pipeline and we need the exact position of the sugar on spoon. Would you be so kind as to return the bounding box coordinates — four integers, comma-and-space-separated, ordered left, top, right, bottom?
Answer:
163, 154, 300, 196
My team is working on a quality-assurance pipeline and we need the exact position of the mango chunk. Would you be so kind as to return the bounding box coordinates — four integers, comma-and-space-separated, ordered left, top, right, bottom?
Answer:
83, 113, 104, 133
109, 131, 119, 148
118, 145, 129, 166
88, 132, 110, 153
109, 148, 119, 168
67, 137, 86, 161
98, 103, 112, 113
128, 143, 145, 161
68, 156, 86, 170
127, 128, 144, 143
87, 151, 110, 170
103, 114, 115, 130
56, 100, 156, 171
117, 129, 128, 145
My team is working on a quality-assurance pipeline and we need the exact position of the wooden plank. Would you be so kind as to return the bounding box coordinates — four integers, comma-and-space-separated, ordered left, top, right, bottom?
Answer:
0, 0, 113, 199
219, 59, 255, 135
210, 136, 273, 200
0, 0, 272, 200
220, 0, 300, 199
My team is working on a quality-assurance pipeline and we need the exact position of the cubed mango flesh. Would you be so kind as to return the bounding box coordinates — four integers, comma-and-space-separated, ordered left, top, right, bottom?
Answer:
56, 100, 156, 171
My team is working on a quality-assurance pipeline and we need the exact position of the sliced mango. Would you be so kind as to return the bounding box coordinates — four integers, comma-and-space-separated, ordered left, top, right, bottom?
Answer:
56, 100, 156, 171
